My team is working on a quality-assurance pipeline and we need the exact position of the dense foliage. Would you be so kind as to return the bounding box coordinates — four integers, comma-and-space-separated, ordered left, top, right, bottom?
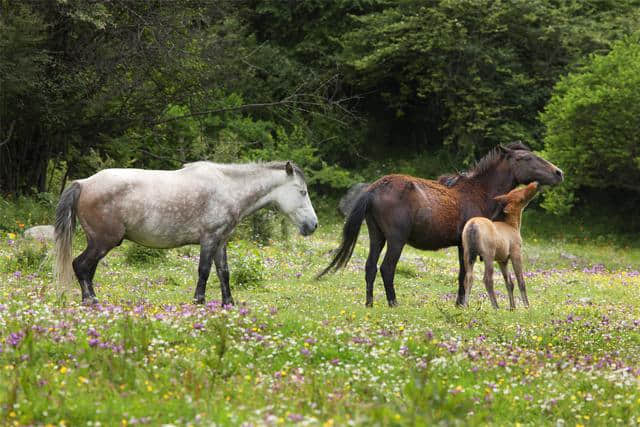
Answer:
541, 36, 640, 214
2, 0, 640, 212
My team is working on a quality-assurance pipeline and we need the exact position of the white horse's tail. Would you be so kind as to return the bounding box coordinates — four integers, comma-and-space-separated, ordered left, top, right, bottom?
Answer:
55, 182, 81, 289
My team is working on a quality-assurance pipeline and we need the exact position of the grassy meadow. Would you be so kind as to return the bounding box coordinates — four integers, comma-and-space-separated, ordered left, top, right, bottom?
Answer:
1, 205, 639, 426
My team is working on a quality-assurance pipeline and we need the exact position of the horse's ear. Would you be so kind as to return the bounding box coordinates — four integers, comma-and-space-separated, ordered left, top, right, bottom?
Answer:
285, 161, 294, 176
498, 144, 513, 156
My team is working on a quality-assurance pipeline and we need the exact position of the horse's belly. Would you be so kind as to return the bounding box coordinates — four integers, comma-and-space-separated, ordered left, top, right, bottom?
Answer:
124, 217, 201, 248
407, 234, 459, 251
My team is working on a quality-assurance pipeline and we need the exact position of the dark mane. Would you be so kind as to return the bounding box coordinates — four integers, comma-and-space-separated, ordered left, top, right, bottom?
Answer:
437, 141, 530, 187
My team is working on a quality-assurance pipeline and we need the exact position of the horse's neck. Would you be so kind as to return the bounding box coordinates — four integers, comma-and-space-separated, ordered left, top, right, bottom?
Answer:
231, 168, 286, 219
473, 163, 517, 215
503, 210, 522, 231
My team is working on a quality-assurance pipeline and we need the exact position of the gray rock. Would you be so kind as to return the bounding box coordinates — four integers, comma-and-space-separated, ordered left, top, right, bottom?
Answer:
24, 225, 55, 241
338, 183, 370, 216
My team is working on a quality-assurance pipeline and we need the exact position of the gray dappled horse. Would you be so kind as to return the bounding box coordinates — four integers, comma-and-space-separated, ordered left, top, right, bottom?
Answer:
55, 161, 318, 305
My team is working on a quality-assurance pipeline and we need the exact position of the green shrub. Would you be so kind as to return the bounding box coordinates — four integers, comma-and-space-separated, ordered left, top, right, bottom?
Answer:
541, 35, 640, 214
229, 242, 265, 290
124, 244, 167, 265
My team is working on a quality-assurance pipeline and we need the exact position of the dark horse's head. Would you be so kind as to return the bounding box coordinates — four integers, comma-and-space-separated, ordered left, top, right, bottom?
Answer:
500, 141, 563, 186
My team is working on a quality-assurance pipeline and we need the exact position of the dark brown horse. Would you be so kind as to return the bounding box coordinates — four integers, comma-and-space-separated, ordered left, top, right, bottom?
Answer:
317, 142, 563, 307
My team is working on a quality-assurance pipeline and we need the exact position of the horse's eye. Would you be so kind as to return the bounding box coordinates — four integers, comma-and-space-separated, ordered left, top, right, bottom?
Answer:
300, 190, 307, 196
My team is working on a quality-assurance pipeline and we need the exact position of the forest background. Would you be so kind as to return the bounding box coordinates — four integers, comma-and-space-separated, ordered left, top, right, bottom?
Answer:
2, 0, 640, 236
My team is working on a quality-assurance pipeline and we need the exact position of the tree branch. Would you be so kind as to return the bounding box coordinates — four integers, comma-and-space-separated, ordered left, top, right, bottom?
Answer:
0, 120, 15, 148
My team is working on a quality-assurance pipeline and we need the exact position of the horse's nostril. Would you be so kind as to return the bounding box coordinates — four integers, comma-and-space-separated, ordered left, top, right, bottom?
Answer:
555, 169, 564, 178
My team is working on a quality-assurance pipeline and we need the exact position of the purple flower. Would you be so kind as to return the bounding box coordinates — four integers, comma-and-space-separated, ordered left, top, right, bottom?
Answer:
300, 348, 310, 356
87, 328, 100, 338
287, 413, 304, 422
193, 322, 204, 330
13, 271, 22, 279
330, 358, 340, 366
88, 338, 100, 347
7, 331, 25, 347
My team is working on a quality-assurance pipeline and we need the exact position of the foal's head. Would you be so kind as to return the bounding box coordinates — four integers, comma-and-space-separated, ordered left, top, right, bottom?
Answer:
494, 182, 539, 216
500, 143, 564, 186
271, 162, 318, 236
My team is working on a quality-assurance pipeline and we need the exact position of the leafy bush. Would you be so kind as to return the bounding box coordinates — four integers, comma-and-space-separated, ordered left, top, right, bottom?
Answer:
0, 194, 55, 233
124, 244, 167, 265
228, 242, 265, 290
541, 35, 640, 214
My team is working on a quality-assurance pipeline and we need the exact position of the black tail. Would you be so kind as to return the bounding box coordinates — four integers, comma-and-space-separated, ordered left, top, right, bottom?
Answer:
316, 190, 372, 279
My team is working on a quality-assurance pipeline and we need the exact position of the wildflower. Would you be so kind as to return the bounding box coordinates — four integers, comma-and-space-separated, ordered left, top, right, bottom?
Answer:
7, 232, 16, 240
287, 413, 303, 422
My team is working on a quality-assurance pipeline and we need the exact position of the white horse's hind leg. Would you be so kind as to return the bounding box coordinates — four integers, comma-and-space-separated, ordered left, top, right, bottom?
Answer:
72, 238, 118, 304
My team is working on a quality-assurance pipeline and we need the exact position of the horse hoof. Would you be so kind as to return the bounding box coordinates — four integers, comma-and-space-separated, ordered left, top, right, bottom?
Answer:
82, 297, 98, 306
194, 296, 205, 305
388, 299, 397, 307
365, 300, 373, 308
222, 298, 235, 306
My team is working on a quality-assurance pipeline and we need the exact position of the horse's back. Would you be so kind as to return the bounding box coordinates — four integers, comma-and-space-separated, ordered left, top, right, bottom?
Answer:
367, 174, 463, 249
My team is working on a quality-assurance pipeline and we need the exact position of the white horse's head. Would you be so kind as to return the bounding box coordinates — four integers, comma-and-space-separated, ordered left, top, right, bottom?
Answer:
272, 162, 318, 236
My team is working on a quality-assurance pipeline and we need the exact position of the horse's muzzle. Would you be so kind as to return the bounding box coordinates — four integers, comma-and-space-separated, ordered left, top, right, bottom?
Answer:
300, 220, 318, 236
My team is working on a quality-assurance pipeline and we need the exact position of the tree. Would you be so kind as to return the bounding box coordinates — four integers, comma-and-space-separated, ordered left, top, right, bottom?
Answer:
540, 35, 640, 214
336, 0, 640, 159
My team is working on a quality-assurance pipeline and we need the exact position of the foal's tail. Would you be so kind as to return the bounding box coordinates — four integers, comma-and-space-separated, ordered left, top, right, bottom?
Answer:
316, 190, 372, 279
463, 223, 480, 265
55, 182, 81, 289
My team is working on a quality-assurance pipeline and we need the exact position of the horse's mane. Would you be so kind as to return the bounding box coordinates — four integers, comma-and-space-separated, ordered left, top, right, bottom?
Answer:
437, 141, 530, 187
182, 160, 306, 181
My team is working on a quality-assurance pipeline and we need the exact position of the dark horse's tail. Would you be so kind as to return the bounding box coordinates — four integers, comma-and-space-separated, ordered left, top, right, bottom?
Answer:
316, 190, 372, 279
55, 182, 81, 289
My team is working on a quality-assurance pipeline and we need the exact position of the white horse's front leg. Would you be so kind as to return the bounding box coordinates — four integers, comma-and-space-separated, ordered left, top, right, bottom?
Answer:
214, 242, 233, 306
194, 240, 216, 304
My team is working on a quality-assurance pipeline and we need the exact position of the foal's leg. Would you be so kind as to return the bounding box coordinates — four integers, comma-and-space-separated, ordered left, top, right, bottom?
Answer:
483, 258, 499, 309
510, 249, 529, 308
498, 261, 516, 310
462, 253, 475, 307
364, 216, 386, 307
379, 240, 405, 307
213, 242, 234, 306
72, 239, 115, 304
194, 240, 216, 304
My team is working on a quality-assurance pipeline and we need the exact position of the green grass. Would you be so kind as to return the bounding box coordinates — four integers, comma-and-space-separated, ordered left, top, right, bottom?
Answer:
1, 211, 639, 426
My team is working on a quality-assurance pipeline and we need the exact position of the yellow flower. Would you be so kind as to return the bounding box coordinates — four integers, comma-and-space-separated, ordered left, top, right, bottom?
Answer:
59, 366, 68, 374
7, 233, 16, 240
323, 420, 334, 427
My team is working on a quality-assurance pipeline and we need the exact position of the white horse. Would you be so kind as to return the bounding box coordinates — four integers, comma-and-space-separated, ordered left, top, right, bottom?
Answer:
55, 161, 318, 305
